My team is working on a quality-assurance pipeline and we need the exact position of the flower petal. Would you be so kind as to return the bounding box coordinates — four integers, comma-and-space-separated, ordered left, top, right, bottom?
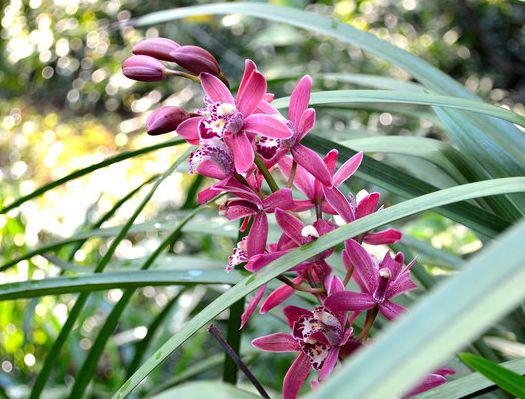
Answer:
275, 208, 305, 246
262, 188, 294, 212
175, 116, 202, 144
224, 133, 254, 174
199, 72, 234, 104
278, 156, 315, 200
247, 214, 268, 257
357, 191, 380, 218
363, 228, 402, 245
380, 300, 406, 320
243, 114, 293, 139
240, 285, 266, 329
237, 59, 256, 96
324, 291, 376, 312
322, 186, 355, 223
344, 239, 379, 293
289, 75, 312, 128
245, 250, 288, 273
402, 373, 447, 398
260, 279, 300, 313
283, 353, 311, 399
237, 70, 267, 116
291, 144, 332, 186
296, 108, 316, 142
283, 305, 311, 328
333, 151, 363, 187
319, 347, 339, 381
252, 332, 300, 352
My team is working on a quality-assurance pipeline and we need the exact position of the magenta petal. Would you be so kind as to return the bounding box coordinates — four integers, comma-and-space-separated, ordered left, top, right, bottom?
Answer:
319, 347, 339, 381
402, 373, 447, 398
324, 291, 376, 311
344, 239, 379, 293
237, 59, 257, 97
292, 144, 332, 186
199, 72, 235, 104
176, 116, 202, 145
256, 100, 280, 115
326, 275, 345, 295
237, 70, 267, 116
252, 333, 300, 352
245, 251, 287, 273
364, 228, 402, 245
380, 300, 406, 320
263, 188, 294, 212
224, 133, 254, 174
275, 209, 305, 246
260, 281, 297, 313
357, 192, 380, 218
247, 214, 268, 257
283, 305, 311, 328
296, 108, 316, 142
333, 152, 363, 187
322, 186, 355, 223
289, 75, 312, 128
283, 353, 311, 399
386, 276, 417, 298
240, 285, 266, 329
323, 149, 339, 175
244, 114, 293, 139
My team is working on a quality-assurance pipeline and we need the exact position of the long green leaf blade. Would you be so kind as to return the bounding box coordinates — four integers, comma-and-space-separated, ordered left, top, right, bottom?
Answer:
113, 177, 525, 398
458, 353, 525, 398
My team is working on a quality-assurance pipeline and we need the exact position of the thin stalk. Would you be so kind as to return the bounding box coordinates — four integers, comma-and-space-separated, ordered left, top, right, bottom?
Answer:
287, 160, 297, 188
165, 69, 200, 83
343, 263, 355, 286
208, 324, 270, 398
254, 154, 279, 193
357, 307, 379, 341
277, 275, 324, 294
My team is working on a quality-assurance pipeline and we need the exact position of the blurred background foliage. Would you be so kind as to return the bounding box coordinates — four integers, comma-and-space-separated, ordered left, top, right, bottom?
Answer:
0, 0, 524, 397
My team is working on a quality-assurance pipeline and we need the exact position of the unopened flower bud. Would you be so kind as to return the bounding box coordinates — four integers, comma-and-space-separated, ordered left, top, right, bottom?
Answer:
132, 38, 180, 61
146, 106, 190, 135
170, 45, 221, 76
122, 55, 166, 82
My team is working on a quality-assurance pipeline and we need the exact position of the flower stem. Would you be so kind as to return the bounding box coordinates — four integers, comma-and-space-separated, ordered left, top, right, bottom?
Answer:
165, 69, 201, 83
286, 160, 297, 188
343, 263, 355, 286
277, 275, 324, 294
357, 307, 379, 341
254, 154, 279, 193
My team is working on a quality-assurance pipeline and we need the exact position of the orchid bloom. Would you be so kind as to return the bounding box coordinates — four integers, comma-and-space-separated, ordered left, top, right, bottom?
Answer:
325, 239, 417, 320
279, 149, 363, 213
218, 177, 294, 260
402, 368, 455, 398
176, 60, 293, 173
252, 278, 353, 399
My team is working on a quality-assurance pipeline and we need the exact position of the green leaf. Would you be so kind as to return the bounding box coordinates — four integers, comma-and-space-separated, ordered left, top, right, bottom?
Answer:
0, 269, 237, 301
29, 148, 193, 399
458, 353, 525, 398
272, 90, 525, 128
307, 217, 525, 399
149, 381, 260, 399
415, 358, 525, 399
0, 138, 184, 214
113, 177, 525, 398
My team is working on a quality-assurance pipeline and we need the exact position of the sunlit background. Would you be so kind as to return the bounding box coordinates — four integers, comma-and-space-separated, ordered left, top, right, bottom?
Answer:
1, 0, 524, 397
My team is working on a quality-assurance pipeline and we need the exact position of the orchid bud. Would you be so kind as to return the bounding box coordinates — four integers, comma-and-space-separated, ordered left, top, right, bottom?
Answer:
122, 55, 166, 82
132, 38, 180, 61
170, 45, 221, 76
146, 106, 190, 135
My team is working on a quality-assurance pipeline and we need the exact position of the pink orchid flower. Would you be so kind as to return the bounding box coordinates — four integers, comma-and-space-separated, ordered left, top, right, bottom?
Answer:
218, 177, 294, 259
189, 142, 235, 180
325, 239, 416, 320
279, 149, 363, 213
176, 60, 293, 173
252, 278, 353, 399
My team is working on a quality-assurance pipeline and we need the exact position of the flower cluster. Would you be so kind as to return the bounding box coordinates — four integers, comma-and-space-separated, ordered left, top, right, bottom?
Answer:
123, 39, 453, 399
